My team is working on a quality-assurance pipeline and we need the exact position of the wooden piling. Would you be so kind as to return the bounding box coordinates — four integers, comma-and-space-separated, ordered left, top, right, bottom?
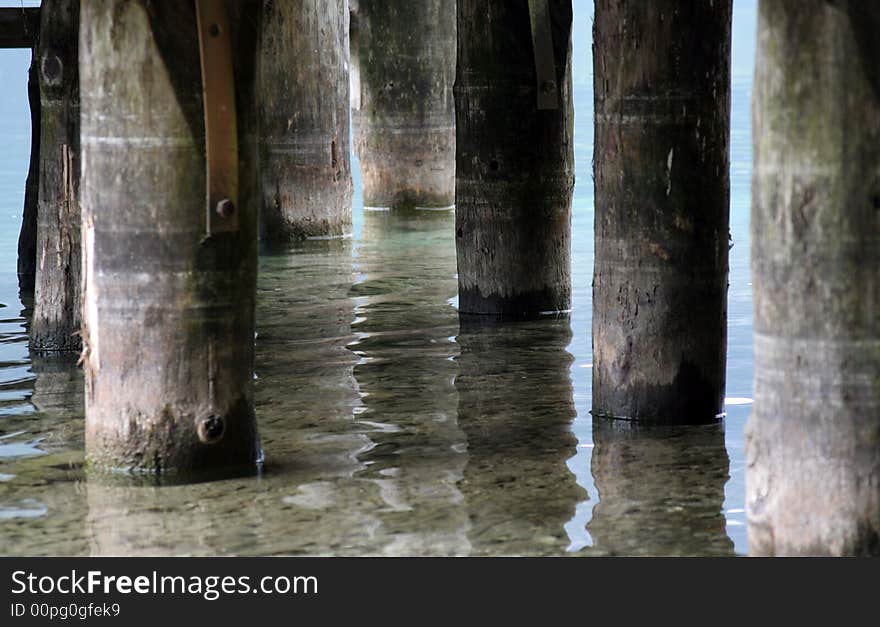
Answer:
17, 45, 40, 296
352, 0, 455, 210
455, 0, 574, 318
30, 0, 81, 352
0, 7, 39, 49
80, 0, 261, 474
591, 0, 731, 423
747, 0, 880, 555
259, 0, 352, 241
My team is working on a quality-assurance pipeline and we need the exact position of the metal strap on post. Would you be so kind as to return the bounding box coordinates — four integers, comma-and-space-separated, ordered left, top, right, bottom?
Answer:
195, 0, 239, 234
527, 0, 558, 110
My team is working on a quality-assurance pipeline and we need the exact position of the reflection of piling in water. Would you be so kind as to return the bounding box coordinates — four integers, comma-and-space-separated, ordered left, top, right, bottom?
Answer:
86, 481, 258, 556
588, 421, 733, 556
355, 209, 458, 314
87, 484, 183, 556
255, 237, 361, 466
259, 0, 352, 241
85, 468, 391, 556
347, 209, 469, 555
30, 352, 81, 417
79, 2, 261, 474
455, 0, 573, 318
351, 1, 455, 210
592, 1, 731, 423
747, 1, 880, 556
456, 319, 584, 555
31, 0, 81, 352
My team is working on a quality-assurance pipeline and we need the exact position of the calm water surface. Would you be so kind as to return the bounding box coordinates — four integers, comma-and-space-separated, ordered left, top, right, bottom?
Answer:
0, 1, 756, 555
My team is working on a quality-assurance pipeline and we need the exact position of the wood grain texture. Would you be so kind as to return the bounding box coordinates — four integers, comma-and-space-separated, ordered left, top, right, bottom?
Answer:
352, 0, 455, 209
747, 0, 880, 555
31, 0, 81, 352
455, 0, 574, 318
592, 0, 731, 423
17, 47, 40, 295
80, 0, 261, 474
259, 0, 352, 240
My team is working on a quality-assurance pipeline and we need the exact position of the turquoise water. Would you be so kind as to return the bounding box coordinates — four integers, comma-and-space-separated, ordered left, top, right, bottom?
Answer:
0, 1, 756, 555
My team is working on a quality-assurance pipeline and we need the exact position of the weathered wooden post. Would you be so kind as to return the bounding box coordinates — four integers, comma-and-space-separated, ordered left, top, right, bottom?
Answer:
747, 1, 880, 556
80, 1, 261, 474
456, 319, 584, 553
592, 1, 731, 423
0, 8, 38, 48
18, 43, 40, 296
352, 0, 455, 210
2, 6, 41, 296
589, 422, 733, 556
31, 0, 80, 351
455, 0, 574, 318
348, 0, 360, 112
259, 0, 352, 241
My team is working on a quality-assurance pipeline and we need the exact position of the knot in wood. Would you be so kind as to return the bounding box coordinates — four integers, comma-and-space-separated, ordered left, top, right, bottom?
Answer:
197, 414, 225, 444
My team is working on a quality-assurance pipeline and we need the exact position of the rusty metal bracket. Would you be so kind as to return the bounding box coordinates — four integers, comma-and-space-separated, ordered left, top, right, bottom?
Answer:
196, 0, 239, 234
527, 0, 558, 110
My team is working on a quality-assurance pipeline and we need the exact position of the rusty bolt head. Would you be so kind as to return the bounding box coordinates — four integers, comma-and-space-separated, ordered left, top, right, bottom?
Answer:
197, 414, 225, 444
216, 198, 235, 219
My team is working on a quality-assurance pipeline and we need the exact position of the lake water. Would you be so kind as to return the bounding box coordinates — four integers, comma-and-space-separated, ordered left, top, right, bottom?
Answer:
0, 1, 756, 555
